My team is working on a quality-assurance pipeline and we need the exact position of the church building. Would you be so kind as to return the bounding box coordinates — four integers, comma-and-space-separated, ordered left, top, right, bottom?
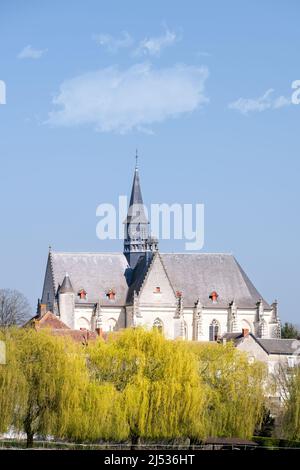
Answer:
39, 162, 281, 341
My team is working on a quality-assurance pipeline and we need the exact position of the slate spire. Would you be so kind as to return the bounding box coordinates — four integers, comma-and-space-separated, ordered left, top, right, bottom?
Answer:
123, 153, 158, 268
59, 272, 74, 293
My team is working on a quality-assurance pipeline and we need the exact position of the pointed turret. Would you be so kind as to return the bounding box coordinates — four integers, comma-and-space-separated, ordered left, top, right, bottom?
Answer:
124, 152, 158, 268
59, 273, 74, 293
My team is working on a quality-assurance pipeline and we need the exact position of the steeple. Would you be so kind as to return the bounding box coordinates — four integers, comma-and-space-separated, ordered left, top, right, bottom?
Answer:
124, 153, 158, 268
128, 158, 146, 212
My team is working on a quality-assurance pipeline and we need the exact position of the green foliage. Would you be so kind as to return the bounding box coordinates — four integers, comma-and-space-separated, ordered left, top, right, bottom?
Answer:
282, 366, 300, 440
253, 436, 300, 448
0, 328, 27, 433
0, 327, 267, 444
187, 341, 266, 439
281, 322, 300, 339
88, 328, 208, 440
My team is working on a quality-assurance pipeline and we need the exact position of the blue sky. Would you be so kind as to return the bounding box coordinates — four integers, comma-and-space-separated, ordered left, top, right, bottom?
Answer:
0, 0, 299, 323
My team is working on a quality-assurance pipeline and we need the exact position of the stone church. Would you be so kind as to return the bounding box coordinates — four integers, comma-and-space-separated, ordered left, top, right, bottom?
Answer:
39, 163, 281, 341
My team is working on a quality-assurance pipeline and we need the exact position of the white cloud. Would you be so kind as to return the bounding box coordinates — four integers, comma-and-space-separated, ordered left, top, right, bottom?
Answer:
93, 31, 133, 53
17, 45, 47, 59
134, 28, 178, 57
47, 63, 209, 134
196, 51, 212, 58
229, 88, 291, 115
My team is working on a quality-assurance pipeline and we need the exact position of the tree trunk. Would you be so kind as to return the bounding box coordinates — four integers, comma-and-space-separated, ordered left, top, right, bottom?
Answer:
131, 435, 141, 450
24, 412, 34, 448
26, 431, 34, 448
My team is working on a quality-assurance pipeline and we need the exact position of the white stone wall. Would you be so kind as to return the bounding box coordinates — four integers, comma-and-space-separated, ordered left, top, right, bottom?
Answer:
138, 256, 177, 308
235, 335, 268, 362
101, 307, 126, 332
135, 306, 177, 339
71, 305, 126, 333
59, 292, 75, 329
74, 307, 94, 331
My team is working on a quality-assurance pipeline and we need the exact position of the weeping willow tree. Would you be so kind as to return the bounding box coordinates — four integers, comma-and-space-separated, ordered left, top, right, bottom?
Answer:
188, 341, 267, 439
0, 328, 27, 434
5, 328, 89, 447
280, 365, 300, 440
1, 327, 268, 445
88, 328, 209, 444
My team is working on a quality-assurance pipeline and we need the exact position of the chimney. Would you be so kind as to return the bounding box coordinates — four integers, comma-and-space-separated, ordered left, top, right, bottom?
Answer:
39, 303, 47, 317
242, 328, 249, 337
209, 291, 218, 303
96, 327, 103, 337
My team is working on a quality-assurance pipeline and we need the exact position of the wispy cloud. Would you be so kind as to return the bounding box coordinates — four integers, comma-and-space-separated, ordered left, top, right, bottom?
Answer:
93, 31, 133, 53
47, 63, 209, 134
196, 51, 212, 58
134, 28, 178, 57
228, 88, 291, 115
17, 45, 47, 59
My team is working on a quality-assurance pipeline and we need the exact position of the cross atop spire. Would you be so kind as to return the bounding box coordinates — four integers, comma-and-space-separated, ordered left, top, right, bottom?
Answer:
135, 148, 138, 170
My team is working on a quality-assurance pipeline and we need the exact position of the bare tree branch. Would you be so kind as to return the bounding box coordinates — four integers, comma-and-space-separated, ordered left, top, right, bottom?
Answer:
0, 289, 32, 327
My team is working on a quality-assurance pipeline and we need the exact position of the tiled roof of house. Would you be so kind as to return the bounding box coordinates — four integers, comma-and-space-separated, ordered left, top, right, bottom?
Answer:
36, 311, 69, 329
26, 311, 98, 343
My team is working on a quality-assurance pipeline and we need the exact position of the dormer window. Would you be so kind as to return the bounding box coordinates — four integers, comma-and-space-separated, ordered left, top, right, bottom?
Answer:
106, 289, 116, 300
78, 289, 87, 300
154, 287, 161, 293
209, 291, 218, 303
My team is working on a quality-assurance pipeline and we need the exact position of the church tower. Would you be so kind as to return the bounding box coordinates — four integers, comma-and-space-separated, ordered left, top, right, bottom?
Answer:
123, 154, 158, 268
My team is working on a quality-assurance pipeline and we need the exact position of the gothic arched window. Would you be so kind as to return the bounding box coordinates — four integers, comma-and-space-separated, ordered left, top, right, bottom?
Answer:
153, 318, 163, 333
106, 318, 117, 332
209, 319, 219, 341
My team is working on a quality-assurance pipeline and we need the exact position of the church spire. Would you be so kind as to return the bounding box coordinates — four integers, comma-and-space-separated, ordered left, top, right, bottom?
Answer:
128, 156, 146, 211
123, 152, 158, 268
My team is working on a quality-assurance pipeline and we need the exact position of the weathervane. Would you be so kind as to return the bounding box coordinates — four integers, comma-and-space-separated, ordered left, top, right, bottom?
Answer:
135, 148, 138, 169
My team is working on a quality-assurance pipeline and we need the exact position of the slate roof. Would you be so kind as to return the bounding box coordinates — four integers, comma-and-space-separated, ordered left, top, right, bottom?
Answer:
48, 251, 270, 309
160, 253, 270, 308
59, 273, 74, 293
256, 338, 298, 355
50, 252, 130, 306
129, 168, 143, 206
126, 168, 149, 224
126, 253, 154, 303
222, 332, 298, 355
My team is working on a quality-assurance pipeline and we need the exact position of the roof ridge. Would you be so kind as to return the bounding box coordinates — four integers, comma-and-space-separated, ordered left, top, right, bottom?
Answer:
51, 251, 127, 256
160, 252, 233, 255
49, 250, 56, 297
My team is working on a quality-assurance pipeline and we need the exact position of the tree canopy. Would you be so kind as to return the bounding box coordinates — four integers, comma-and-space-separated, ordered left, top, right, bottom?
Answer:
281, 322, 300, 339
0, 327, 267, 446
